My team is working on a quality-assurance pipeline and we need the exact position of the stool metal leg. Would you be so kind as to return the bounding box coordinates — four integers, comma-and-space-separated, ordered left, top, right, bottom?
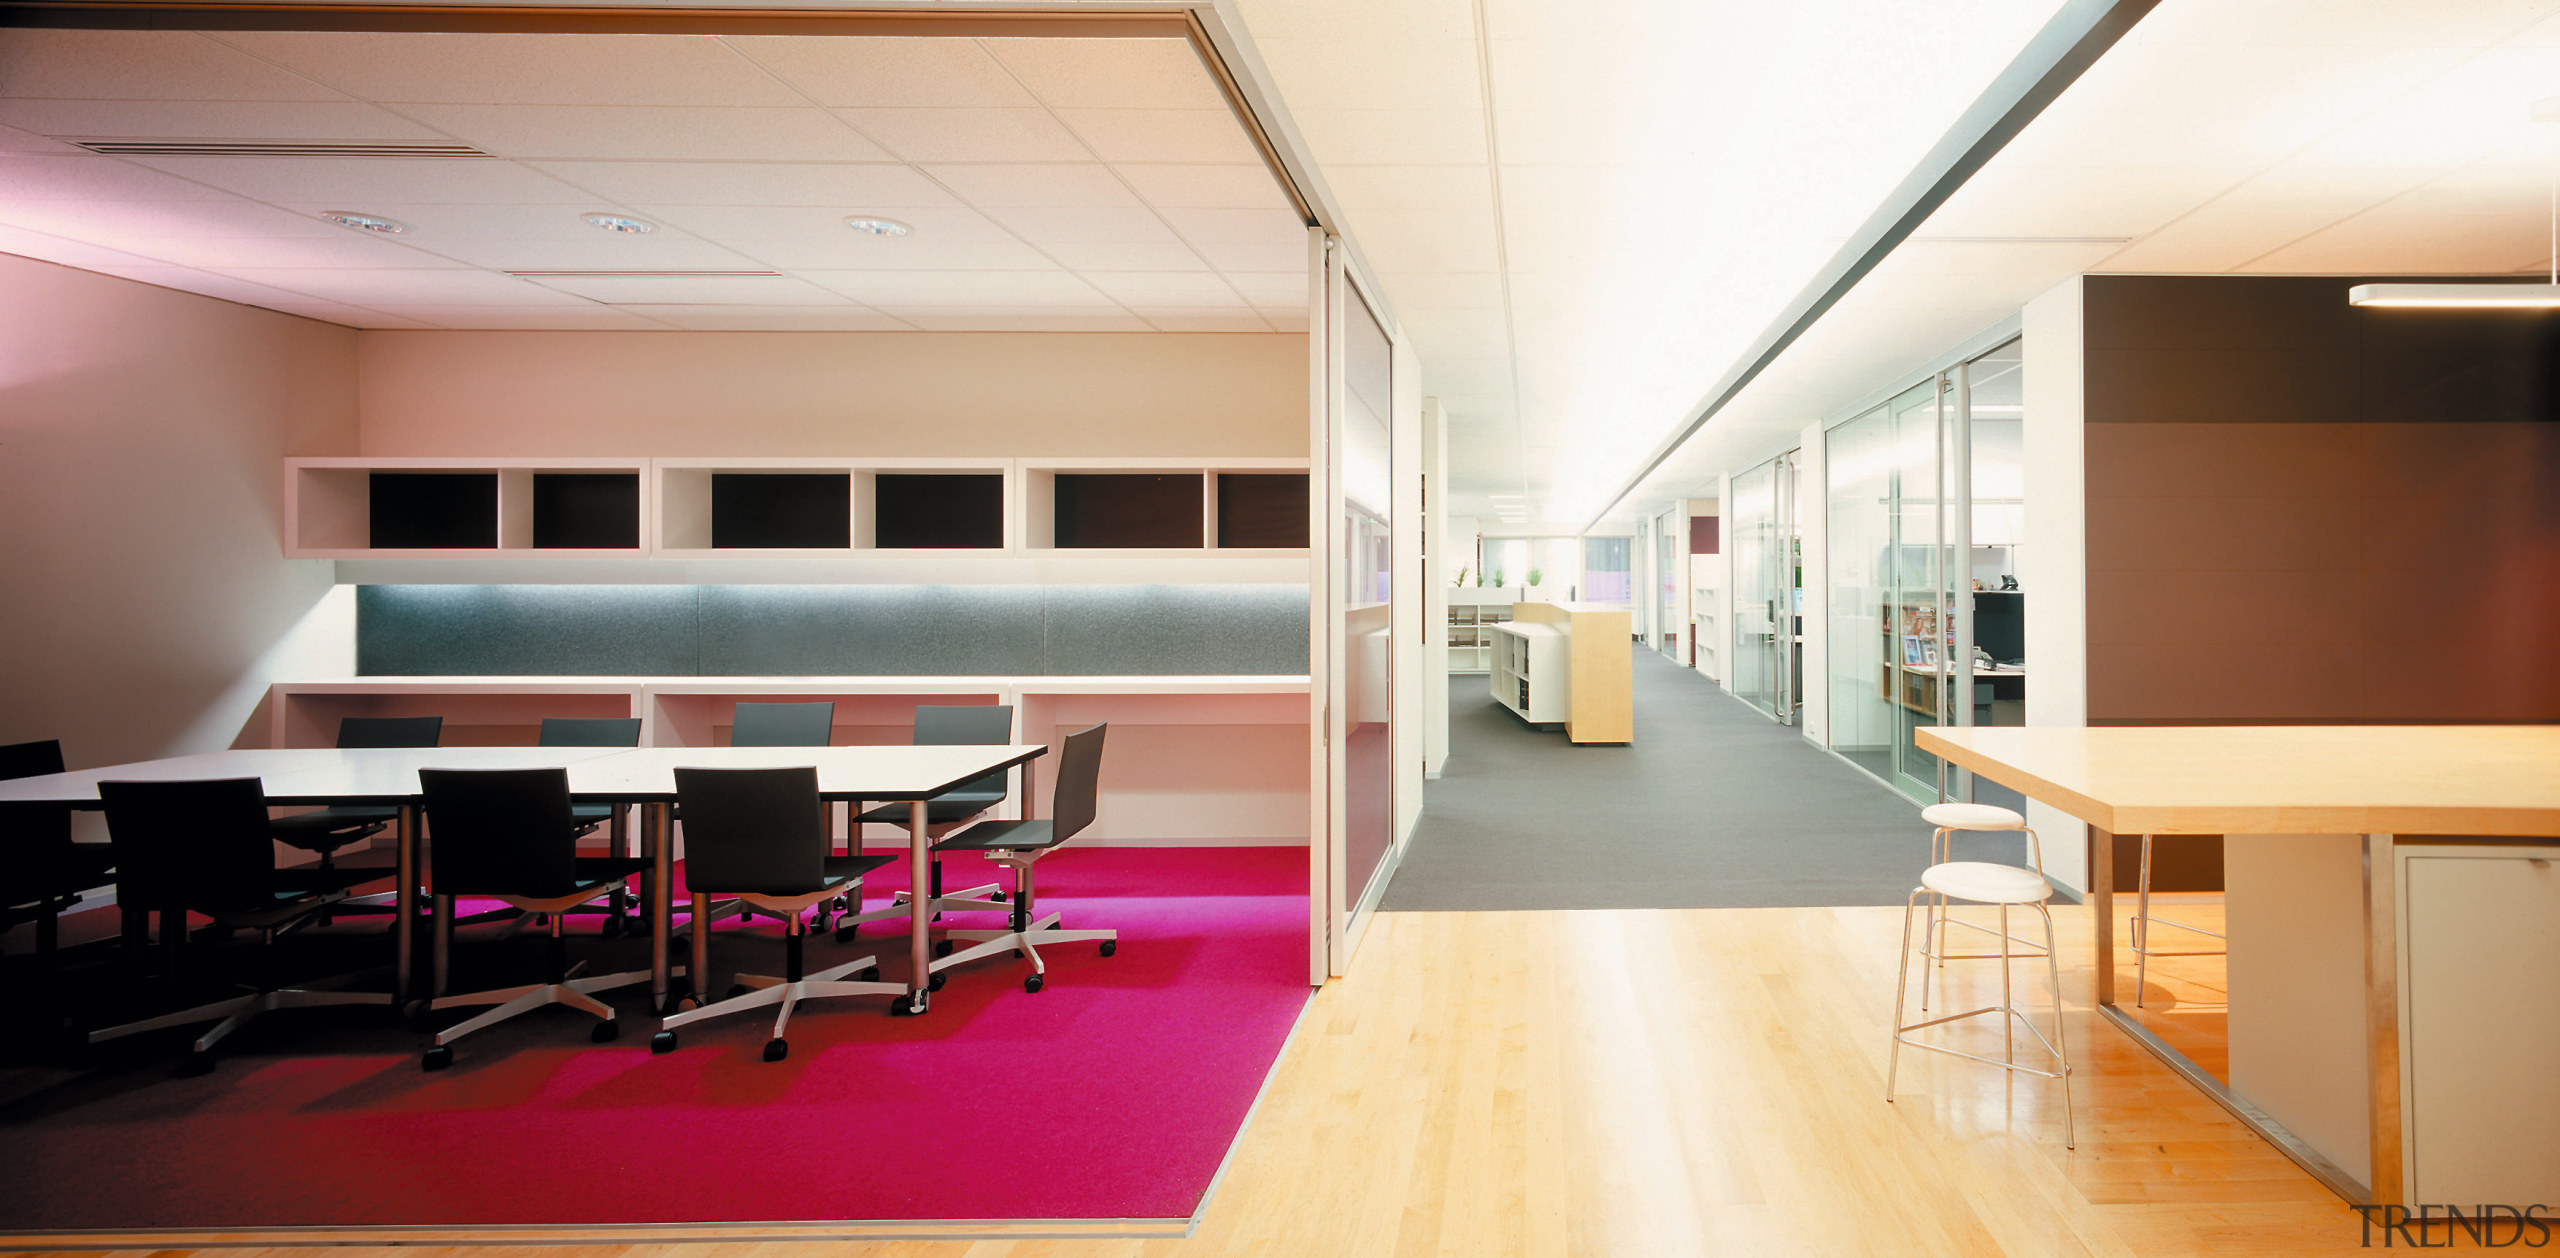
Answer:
1887, 886, 1921, 1099
2000, 902, 2013, 1065
2131, 832, 2227, 1008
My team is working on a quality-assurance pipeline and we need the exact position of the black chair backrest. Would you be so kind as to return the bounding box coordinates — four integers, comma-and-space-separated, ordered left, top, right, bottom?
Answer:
0, 739, 71, 855
338, 716, 443, 749
420, 768, 578, 897
99, 778, 275, 912
539, 717, 643, 747
914, 704, 1012, 800
730, 702, 833, 748
674, 766, 828, 895
1050, 723, 1106, 844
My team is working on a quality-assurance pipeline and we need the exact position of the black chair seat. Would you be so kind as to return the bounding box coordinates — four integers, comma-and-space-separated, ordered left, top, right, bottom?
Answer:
715, 853, 895, 898
272, 804, 398, 841
932, 818, 1064, 854
852, 794, 1003, 827
18, 843, 115, 895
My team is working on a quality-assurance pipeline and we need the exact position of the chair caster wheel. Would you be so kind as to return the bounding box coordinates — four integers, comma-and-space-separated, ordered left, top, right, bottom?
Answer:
728, 983, 750, 999
175, 1051, 216, 1078
650, 1030, 678, 1054
421, 1046, 453, 1072
1023, 974, 1044, 994
934, 940, 953, 958
600, 915, 625, 939
927, 973, 946, 992
990, 891, 1006, 902
861, 966, 881, 982
591, 1019, 619, 1043
834, 928, 859, 943
1100, 940, 1116, 957
762, 1038, 788, 1062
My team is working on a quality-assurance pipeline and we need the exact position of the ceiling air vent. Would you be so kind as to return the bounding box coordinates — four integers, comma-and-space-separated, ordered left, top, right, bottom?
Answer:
68, 139, 489, 158
504, 270, 783, 279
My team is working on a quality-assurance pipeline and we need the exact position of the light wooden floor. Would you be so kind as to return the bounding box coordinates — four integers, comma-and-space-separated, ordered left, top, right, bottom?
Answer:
33, 903, 2446, 1257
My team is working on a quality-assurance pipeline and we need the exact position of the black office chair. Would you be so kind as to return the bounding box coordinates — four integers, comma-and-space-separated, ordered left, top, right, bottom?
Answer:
730, 702, 834, 748
0, 740, 113, 969
270, 715, 443, 877
539, 717, 645, 935
416, 768, 652, 1070
89, 778, 385, 1073
652, 766, 900, 1062
928, 723, 1117, 994
840, 704, 1013, 940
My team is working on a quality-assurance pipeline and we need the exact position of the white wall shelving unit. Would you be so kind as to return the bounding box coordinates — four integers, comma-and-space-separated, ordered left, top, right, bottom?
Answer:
286, 456, 653, 560
1445, 587, 1517, 674
1488, 621, 1568, 725
1691, 552, 1720, 682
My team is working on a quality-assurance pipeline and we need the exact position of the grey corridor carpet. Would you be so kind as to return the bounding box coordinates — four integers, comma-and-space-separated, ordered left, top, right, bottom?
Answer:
1381, 646, 2040, 911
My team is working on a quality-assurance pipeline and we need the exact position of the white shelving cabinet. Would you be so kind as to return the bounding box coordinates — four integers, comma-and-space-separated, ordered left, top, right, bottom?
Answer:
1488, 621, 1568, 725
285, 456, 652, 560
1445, 587, 1517, 674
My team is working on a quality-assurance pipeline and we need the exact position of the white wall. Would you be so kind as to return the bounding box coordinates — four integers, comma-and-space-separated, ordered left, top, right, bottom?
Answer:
1714, 472, 1736, 695
2021, 276, 2089, 893
1392, 338, 1425, 847
357, 330, 1309, 457
1422, 397, 1449, 778
0, 253, 358, 768
1795, 421, 1829, 747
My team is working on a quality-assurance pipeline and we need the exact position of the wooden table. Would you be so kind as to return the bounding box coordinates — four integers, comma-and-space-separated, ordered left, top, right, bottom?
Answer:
0, 743, 1046, 1017
1919, 725, 2560, 1208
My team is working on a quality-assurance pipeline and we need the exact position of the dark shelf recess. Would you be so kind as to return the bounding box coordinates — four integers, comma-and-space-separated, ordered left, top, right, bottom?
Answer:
1053, 473, 1204, 548
532, 472, 641, 549
1216, 473, 1309, 548
712, 472, 850, 549
874, 473, 1004, 549
370, 472, 496, 549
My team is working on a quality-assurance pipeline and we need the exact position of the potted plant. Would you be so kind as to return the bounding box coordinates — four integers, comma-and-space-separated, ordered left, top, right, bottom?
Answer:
1526, 568, 1542, 590
1490, 568, 1506, 589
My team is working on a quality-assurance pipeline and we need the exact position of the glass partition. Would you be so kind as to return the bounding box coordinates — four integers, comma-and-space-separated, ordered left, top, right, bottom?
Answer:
1729, 457, 1780, 717
1340, 284, 1394, 914
1656, 508, 1680, 656
1827, 403, 1895, 781
1580, 536, 1629, 604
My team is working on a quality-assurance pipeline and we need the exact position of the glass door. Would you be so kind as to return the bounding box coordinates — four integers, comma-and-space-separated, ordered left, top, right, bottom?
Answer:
1730, 458, 1779, 717
1885, 378, 1949, 800
1655, 507, 1680, 658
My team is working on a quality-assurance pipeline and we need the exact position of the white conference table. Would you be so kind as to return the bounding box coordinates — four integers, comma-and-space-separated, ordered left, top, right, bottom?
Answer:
0, 743, 1047, 1016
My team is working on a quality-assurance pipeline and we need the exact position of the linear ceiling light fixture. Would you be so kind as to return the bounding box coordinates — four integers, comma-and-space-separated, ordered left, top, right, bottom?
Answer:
503, 269, 779, 278
2351, 98, 2560, 310
68, 139, 488, 158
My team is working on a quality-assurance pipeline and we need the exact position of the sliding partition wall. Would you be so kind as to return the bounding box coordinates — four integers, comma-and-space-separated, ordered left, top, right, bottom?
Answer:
1823, 337, 2026, 805
1727, 453, 1796, 721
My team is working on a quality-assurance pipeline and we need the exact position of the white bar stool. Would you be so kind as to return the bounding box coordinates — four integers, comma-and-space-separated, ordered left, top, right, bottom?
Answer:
1887, 858, 2074, 1149
2131, 833, 2226, 1007
1918, 802, 2048, 988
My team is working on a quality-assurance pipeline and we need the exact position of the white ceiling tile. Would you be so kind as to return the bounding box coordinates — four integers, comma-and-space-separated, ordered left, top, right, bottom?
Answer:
0, 98, 449, 142
2098, 165, 2443, 272
1134, 310, 1275, 333
393, 104, 892, 162
726, 37, 1033, 109
1225, 271, 1312, 306
894, 309, 1152, 332
832, 107, 1089, 163
1189, 236, 1310, 272
1290, 107, 1488, 166
532, 159, 955, 208
516, 272, 850, 305
1157, 205, 1305, 242
0, 195, 343, 241
924, 162, 1137, 208
0, 224, 169, 271
1919, 163, 2246, 240
802, 269, 1109, 306
206, 267, 593, 304
1038, 239, 1209, 271
1230, 0, 1475, 43
0, 122, 82, 154
1321, 163, 1490, 211
122, 155, 600, 205
1116, 162, 1293, 211
0, 31, 346, 101
1260, 308, 1312, 332
1053, 108, 1261, 165
213, 32, 803, 107
980, 204, 1176, 244
1248, 37, 1483, 112
1079, 270, 1246, 305
1373, 270, 1502, 311
637, 204, 1052, 269
403, 234, 773, 272
376, 304, 675, 330
1336, 205, 1496, 274
271, 201, 693, 243
610, 305, 914, 331
0, 153, 239, 200
981, 38, 1228, 111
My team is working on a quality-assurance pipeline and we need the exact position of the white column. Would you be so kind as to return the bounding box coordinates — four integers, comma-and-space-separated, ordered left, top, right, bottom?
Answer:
1422, 396, 1449, 778
1795, 423, 1829, 747
2022, 276, 2089, 893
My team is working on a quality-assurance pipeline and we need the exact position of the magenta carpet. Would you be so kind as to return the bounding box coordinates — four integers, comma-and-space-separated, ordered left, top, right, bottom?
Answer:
0, 846, 1310, 1230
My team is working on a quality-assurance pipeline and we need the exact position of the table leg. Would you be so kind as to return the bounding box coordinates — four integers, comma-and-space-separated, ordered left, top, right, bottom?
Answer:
2090, 825, 2116, 1007
2362, 833, 2403, 1207
648, 801, 673, 1011
906, 798, 931, 1015
395, 803, 420, 1001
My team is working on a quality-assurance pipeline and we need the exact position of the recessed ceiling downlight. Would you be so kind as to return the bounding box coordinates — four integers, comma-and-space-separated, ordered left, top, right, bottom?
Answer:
582, 212, 655, 234
322, 210, 405, 234
843, 216, 912, 237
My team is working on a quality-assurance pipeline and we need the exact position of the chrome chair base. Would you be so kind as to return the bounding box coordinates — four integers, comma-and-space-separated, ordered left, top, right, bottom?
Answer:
1887, 881, 2074, 1150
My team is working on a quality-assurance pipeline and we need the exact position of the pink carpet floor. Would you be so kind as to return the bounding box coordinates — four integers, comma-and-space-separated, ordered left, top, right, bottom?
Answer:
0, 846, 1310, 1230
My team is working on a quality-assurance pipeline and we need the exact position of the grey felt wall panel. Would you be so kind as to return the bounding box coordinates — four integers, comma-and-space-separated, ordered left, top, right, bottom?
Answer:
357, 584, 1309, 677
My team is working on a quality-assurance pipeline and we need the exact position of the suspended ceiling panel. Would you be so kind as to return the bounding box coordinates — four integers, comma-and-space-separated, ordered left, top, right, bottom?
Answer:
0, 25, 1307, 332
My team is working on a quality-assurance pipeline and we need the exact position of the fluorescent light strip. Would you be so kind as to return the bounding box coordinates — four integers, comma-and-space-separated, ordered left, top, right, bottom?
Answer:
2347, 283, 2560, 309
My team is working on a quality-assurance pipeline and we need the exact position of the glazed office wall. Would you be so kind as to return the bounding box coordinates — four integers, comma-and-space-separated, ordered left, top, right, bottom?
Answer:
2080, 274, 2560, 888
0, 252, 355, 770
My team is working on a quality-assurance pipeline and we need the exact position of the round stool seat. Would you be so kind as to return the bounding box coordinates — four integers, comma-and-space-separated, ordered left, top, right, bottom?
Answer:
1920, 861, 2051, 905
1922, 802, 2027, 832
